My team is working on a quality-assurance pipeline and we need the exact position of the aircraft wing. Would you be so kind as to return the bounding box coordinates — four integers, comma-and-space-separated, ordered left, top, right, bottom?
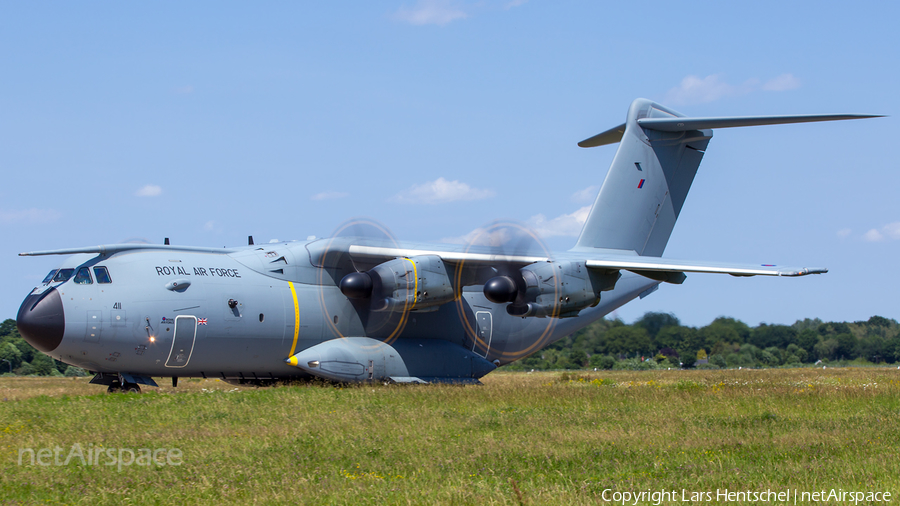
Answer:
19, 244, 238, 256
347, 245, 825, 279
21, 241, 824, 280
583, 257, 826, 277
348, 245, 548, 265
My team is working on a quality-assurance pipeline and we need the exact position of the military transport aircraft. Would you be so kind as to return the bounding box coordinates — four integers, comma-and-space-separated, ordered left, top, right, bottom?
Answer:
16, 98, 879, 392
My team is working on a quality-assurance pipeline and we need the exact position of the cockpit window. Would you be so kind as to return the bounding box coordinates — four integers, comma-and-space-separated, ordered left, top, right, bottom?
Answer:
74, 267, 93, 285
93, 266, 112, 284
42, 270, 58, 284
52, 268, 75, 283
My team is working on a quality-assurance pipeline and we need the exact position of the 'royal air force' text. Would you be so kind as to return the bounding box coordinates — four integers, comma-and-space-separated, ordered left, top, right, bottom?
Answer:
154, 266, 241, 278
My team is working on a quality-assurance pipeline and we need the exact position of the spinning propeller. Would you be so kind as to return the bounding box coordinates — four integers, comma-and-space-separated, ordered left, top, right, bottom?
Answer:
452, 221, 561, 362
315, 219, 414, 345
316, 219, 566, 364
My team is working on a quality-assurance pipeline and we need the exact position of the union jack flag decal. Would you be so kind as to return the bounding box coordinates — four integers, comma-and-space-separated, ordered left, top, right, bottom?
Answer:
197, 318, 208, 325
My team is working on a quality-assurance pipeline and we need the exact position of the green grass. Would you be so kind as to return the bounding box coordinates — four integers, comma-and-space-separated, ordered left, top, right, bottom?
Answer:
1, 369, 899, 504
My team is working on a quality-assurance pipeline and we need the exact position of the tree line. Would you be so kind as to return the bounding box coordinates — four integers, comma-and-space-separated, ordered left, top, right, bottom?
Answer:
0, 319, 86, 376
504, 313, 900, 371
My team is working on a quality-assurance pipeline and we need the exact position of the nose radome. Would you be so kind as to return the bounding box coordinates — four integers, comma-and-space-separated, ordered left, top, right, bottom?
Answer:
17, 288, 65, 353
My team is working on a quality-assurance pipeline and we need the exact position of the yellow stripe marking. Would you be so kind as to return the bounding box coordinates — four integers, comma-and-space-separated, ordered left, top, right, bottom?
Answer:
404, 258, 417, 310
288, 281, 300, 357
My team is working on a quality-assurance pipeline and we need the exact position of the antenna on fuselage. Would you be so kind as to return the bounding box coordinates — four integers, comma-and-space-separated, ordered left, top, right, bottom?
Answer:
248, 236, 254, 246
164, 237, 170, 245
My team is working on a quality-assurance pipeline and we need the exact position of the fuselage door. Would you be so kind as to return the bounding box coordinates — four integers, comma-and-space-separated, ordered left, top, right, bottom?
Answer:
473, 311, 493, 358
165, 315, 198, 368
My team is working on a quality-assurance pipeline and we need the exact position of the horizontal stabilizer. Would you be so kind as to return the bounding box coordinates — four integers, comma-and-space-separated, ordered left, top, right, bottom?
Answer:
636, 113, 882, 132
577, 123, 626, 147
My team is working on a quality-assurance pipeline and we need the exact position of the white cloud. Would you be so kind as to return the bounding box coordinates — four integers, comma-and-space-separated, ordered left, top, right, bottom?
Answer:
527, 206, 591, 238
441, 226, 518, 246
392, 177, 494, 204
836, 228, 852, 239
864, 222, 900, 242
311, 191, 349, 201
394, 0, 467, 26
882, 222, 900, 240
441, 206, 591, 245
0, 208, 62, 225
762, 73, 801, 92
203, 220, 224, 233
863, 229, 884, 242
571, 185, 600, 204
664, 73, 800, 105
664, 75, 754, 105
135, 184, 162, 197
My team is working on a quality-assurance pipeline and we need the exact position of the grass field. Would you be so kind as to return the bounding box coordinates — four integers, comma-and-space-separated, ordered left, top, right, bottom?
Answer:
1, 368, 899, 505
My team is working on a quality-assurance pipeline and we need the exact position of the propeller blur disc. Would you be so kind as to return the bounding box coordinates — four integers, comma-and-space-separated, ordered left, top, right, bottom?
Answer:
452, 221, 559, 363
315, 218, 412, 347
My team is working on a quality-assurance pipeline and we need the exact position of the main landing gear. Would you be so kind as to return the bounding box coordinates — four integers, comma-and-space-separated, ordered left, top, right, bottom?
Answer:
91, 374, 155, 393
106, 380, 142, 394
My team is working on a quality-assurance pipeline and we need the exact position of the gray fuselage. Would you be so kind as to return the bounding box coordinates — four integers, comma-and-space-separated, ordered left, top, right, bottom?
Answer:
22, 240, 657, 381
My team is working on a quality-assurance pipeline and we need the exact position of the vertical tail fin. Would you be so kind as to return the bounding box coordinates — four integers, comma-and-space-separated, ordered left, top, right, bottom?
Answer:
574, 99, 879, 257
574, 98, 710, 256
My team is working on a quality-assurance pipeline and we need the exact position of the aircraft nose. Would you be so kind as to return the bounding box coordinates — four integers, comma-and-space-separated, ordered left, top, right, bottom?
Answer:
17, 288, 65, 353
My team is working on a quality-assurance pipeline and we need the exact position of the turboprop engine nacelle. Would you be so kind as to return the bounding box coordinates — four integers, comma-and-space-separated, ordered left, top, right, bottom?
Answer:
483, 261, 620, 318
340, 255, 455, 312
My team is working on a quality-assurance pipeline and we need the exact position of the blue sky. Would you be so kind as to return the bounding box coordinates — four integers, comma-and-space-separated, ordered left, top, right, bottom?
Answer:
1, 1, 897, 327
